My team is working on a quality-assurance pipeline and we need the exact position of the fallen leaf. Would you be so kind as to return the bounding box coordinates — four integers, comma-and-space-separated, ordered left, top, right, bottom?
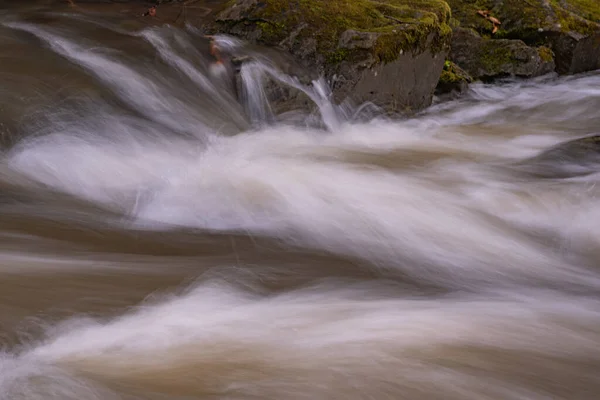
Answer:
489, 16, 501, 25
476, 10, 502, 34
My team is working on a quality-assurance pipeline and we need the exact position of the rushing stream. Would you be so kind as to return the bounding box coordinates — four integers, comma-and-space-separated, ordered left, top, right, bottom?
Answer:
2, 4, 600, 400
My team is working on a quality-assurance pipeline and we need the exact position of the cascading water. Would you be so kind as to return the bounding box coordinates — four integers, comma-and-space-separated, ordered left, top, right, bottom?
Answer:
238, 61, 276, 126
2, 4, 600, 400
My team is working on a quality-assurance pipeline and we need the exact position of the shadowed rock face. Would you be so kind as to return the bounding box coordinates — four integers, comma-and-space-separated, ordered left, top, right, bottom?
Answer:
553, 30, 600, 74
332, 42, 446, 112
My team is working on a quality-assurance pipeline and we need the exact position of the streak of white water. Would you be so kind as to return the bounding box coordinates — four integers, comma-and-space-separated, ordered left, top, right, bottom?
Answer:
239, 62, 275, 126
139, 29, 248, 128
3, 283, 600, 400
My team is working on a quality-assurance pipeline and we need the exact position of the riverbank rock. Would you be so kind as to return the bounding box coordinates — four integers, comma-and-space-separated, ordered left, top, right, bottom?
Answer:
449, 28, 555, 80
445, 0, 600, 75
205, 0, 453, 113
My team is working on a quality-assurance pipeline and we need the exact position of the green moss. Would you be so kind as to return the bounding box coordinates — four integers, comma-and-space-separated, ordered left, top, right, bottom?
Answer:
217, 0, 452, 65
439, 69, 461, 84
437, 60, 471, 91
551, 2, 599, 35
444, 0, 495, 34
372, 19, 448, 63
495, 0, 551, 32
326, 48, 350, 64
553, 0, 600, 23
478, 41, 513, 72
538, 46, 554, 62
449, 17, 461, 29
439, 61, 463, 83
446, 0, 599, 38
256, 21, 287, 43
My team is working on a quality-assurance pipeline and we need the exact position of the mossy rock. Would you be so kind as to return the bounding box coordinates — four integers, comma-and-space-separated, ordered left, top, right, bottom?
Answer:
435, 60, 472, 95
212, 0, 452, 65
449, 28, 555, 80
559, 0, 600, 24
207, 0, 453, 113
445, 0, 600, 74
445, 0, 599, 37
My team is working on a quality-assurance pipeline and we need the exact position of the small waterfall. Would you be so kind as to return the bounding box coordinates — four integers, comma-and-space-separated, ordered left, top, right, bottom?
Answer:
140, 28, 248, 129
238, 61, 276, 127
236, 59, 343, 131
4, 19, 349, 133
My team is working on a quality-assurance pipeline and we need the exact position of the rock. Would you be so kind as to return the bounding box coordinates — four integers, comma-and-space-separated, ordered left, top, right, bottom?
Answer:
338, 30, 381, 50
205, 0, 453, 113
449, 28, 555, 80
515, 135, 600, 178
550, 30, 600, 74
262, 79, 314, 116
445, 0, 600, 75
435, 60, 472, 96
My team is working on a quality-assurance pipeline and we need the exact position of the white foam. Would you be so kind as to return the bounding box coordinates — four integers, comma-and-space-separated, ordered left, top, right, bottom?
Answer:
5, 283, 599, 399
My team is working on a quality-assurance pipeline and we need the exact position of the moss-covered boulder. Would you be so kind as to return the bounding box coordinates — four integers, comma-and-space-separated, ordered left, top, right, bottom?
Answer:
449, 28, 555, 80
445, 0, 600, 75
206, 0, 453, 112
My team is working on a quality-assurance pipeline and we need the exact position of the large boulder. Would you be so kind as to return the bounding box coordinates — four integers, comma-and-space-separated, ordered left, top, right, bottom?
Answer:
205, 0, 453, 113
445, 0, 600, 75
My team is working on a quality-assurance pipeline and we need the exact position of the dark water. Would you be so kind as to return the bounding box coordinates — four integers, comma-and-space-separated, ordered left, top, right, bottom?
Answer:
2, 4, 600, 400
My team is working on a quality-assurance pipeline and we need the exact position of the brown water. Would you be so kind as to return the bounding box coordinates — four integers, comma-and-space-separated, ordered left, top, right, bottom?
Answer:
2, 3, 600, 400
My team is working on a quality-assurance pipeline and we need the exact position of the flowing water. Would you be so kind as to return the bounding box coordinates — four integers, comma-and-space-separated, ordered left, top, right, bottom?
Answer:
2, 4, 600, 400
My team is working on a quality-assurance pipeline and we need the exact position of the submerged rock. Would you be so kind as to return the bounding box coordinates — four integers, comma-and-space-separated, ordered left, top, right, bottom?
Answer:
515, 135, 600, 178
205, 0, 453, 113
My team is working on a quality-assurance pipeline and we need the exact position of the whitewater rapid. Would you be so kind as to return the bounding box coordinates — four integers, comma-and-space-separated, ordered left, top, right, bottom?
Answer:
1, 5, 600, 400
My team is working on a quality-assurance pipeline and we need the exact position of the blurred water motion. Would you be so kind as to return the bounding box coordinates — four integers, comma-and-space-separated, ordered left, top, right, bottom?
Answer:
1, 4, 600, 399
